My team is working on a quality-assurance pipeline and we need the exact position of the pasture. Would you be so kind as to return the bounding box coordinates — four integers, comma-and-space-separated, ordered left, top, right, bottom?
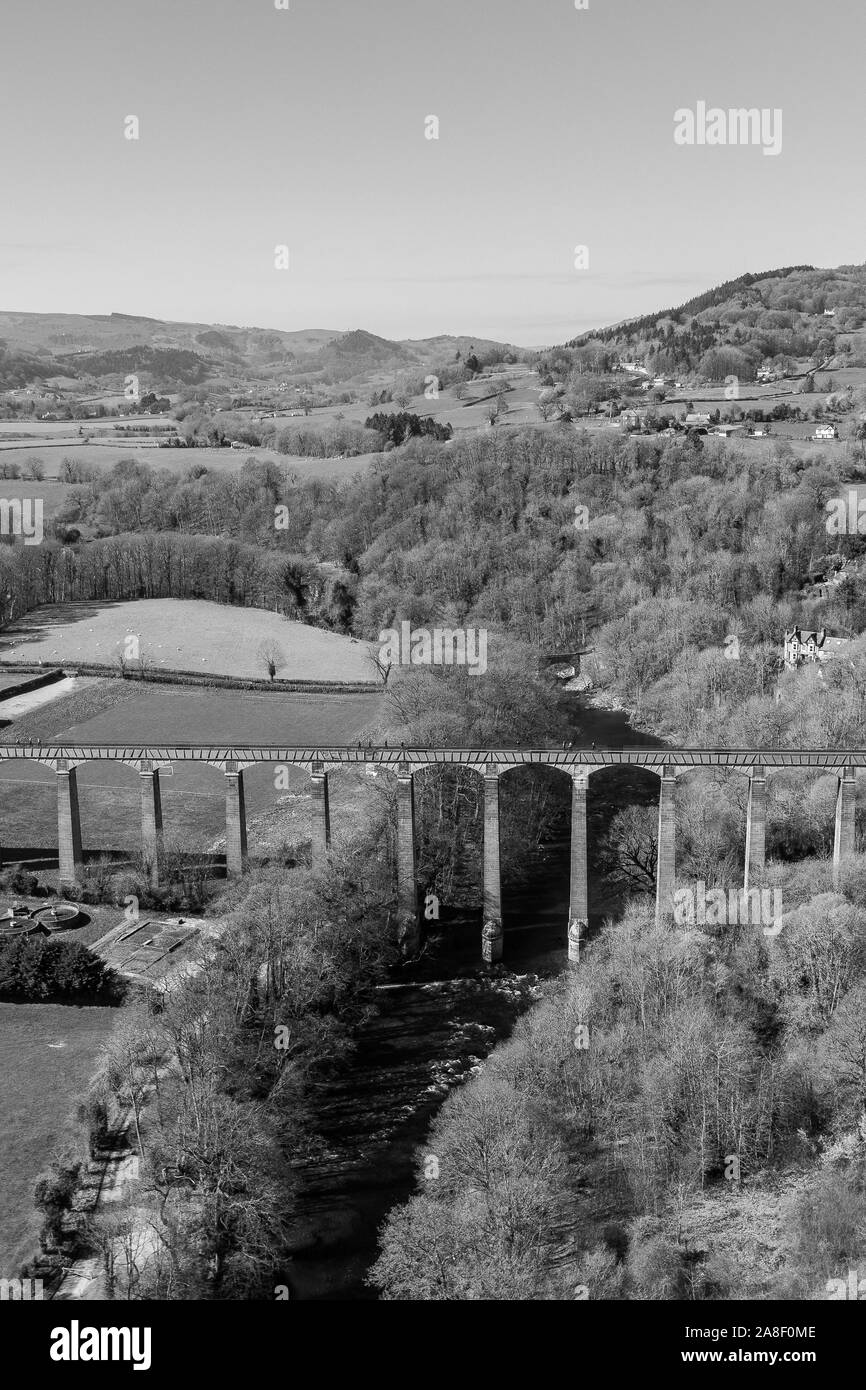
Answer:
0, 599, 376, 681
261, 365, 543, 435
0, 680, 384, 856
0, 439, 378, 483
0, 1001, 121, 1275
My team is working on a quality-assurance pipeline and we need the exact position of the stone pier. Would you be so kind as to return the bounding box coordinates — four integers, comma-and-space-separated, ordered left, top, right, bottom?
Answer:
655, 765, 677, 922
744, 766, 766, 893
56, 761, 84, 890
10, 741, 865, 967
396, 765, 419, 953
310, 764, 331, 871
833, 765, 856, 888
482, 770, 503, 963
567, 769, 591, 965
139, 762, 164, 889
224, 766, 248, 878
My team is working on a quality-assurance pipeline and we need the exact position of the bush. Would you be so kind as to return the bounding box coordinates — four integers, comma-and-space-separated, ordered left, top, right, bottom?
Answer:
0, 867, 49, 896
34, 1153, 82, 1253
77, 1084, 112, 1157
0, 936, 126, 1004
781, 1164, 866, 1296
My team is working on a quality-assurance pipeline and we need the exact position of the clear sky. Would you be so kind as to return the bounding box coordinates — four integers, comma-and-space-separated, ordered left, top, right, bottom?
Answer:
1, 0, 864, 345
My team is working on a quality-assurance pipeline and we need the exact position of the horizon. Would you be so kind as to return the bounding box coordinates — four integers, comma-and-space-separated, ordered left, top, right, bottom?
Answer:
0, 252, 838, 353
2, 0, 864, 343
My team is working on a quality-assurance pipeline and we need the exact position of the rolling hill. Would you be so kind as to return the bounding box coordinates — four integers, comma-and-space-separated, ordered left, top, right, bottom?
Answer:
558, 263, 866, 384
0, 311, 521, 391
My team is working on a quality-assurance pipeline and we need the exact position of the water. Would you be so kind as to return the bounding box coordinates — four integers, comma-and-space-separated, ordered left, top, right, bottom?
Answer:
282, 699, 669, 1299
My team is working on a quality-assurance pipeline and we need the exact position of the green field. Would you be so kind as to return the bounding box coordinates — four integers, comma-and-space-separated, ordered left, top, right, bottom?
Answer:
0, 599, 376, 681
0, 1001, 121, 1275
0, 440, 377, 482
0, 680, 383, 856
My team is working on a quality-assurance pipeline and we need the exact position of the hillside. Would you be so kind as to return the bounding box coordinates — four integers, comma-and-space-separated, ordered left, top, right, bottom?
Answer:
0, 311, 521, 392
564, 263, 866, 385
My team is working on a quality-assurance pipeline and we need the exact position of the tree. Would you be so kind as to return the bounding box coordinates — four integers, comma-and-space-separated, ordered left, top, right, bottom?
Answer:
368, 644, 392, 687
600, 805, 658, 894
257, 639, 286, 682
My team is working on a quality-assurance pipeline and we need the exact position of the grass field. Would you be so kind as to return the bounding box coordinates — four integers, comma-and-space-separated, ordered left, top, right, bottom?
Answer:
0, 679, 384, 856
0, 599, 376, 680
0, 440, 378, 482
0, 1001, 121, 1275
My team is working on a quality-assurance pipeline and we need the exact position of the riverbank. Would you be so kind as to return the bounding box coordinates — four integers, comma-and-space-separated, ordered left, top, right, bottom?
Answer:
283, 696, 669, 1298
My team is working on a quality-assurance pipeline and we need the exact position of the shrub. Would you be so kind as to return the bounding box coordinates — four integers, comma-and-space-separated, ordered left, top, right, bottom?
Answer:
0, 936, 126, 1004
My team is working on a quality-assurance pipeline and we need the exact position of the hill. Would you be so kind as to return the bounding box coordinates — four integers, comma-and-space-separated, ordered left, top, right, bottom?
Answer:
560, 263, 866, 385
0, 312, 521, 392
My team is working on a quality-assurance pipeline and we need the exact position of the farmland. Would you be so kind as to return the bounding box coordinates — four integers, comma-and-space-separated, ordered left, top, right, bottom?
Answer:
0, 438, 379, 483
0, 1001, 122, 1274
0, 599, 382, 860
0, 681, 383, 857
0, 599, 376, 681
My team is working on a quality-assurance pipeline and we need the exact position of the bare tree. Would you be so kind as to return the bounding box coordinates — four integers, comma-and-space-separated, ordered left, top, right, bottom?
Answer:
394, 377, 412, 411
256, 639, 286, 682
368, 644, 392, 687
601, 805, 658, 894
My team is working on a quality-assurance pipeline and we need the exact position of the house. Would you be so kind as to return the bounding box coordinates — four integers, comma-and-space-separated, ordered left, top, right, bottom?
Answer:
824, 308, 836, 317
815, 423, 838, 440
714, 423, 743, 438
684, 412, 711, 429
784, 628, 825, 667
784, 627, 851, 669
619, 408, 648, 431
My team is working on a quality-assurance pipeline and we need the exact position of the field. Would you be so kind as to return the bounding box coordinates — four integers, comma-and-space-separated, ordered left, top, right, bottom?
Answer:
0, 1001, 122, 1275
0, 438, 378, 482
0, 599, 376, 680
239, 365, 544, 435
0, 680, 383, 857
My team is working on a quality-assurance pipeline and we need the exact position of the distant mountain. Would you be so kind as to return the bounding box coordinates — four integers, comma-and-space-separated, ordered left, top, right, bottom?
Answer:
0, 311, 522, 390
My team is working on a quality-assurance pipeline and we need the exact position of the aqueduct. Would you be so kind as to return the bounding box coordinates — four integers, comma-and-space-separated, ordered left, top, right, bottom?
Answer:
0, 745, 860, 961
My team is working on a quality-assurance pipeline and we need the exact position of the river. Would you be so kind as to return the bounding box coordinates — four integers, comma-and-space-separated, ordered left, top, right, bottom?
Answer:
283, 698, 669, 1299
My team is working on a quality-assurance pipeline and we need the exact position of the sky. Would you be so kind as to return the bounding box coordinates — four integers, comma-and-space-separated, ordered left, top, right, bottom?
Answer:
1, 0, 864, 346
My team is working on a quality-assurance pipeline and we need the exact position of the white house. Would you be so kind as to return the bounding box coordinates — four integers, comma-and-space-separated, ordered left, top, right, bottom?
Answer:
815, 423, 838, 440
784, 627, 850, 669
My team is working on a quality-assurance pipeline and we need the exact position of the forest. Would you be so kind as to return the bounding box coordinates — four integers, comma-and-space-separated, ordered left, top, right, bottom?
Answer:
10, 415, 866, 1299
